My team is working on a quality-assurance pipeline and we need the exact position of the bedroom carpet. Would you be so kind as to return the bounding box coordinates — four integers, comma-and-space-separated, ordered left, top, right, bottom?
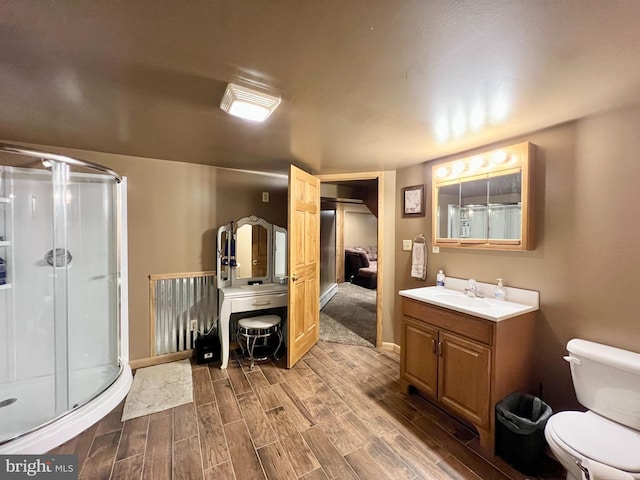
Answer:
320, 281, 376, 347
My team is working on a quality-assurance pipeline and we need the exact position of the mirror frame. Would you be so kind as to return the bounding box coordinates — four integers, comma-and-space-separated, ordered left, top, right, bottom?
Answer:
432, 141, 535, 251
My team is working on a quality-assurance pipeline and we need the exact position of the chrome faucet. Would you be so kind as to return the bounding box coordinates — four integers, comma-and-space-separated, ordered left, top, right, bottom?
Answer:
464, 279, 484, 298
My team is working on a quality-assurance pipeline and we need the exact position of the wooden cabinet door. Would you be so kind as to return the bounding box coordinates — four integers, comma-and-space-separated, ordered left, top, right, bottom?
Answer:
438, 331, 491, 428
401, 317, 438, 397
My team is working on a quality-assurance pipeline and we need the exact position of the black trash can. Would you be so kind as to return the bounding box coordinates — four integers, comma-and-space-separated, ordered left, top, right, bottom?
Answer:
495, 391, 552, 475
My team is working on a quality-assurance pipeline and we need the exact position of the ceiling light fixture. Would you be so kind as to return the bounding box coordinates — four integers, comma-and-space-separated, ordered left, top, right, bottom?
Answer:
220, 83, 281, 122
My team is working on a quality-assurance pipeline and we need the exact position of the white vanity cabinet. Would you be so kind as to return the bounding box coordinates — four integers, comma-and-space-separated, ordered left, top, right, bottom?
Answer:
216, 216, 288, 368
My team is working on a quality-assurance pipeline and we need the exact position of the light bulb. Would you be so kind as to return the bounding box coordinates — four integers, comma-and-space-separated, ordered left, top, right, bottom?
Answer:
436, 166, 450, 178
492, 151, 508, 164
469, 156, 486, 170
452, 161, 466, 176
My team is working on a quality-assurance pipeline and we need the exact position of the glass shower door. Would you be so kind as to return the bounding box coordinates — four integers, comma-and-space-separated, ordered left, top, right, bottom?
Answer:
0, 167, 59, 441
0, 162, 120, 444
64, 168, 120, 409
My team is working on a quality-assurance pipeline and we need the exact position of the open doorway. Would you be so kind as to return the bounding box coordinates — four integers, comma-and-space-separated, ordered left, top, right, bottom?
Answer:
318, 178, 379, 347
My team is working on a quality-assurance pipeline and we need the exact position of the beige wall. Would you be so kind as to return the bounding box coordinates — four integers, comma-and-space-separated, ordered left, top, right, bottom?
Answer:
344, 209, 377, 247
394, 102, 640, 411
1, 142, 288, 361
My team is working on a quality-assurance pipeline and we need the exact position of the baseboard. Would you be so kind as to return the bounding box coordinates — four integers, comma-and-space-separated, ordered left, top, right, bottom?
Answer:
319, 282, 338, 310
382, 342, 400, 354
129, 350, 193, 371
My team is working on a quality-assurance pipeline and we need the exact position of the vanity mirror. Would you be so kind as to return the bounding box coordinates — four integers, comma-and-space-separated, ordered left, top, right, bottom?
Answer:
432, 141, 535, 250
217, 215, 287, 287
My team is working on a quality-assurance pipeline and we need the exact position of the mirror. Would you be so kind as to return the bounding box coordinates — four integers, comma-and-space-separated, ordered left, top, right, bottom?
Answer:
273, 225, 287, 279
488, 172, 522, 241
218, 228, 231, 283
432, 141, 535, 250
235, 221, 270, 280
217, 216, 287, 287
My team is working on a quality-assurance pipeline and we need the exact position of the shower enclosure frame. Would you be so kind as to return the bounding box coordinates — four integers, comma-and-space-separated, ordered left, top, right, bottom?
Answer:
0, 143, 132, 454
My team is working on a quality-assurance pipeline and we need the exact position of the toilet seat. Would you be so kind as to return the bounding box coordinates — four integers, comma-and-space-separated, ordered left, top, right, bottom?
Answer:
546, 411, 640, 474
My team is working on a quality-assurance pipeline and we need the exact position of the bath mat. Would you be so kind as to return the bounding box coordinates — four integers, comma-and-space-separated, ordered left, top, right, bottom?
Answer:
121, 359, 193, 421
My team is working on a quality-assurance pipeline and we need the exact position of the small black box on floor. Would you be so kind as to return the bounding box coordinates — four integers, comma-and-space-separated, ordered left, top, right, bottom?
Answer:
195, 334, 220, 364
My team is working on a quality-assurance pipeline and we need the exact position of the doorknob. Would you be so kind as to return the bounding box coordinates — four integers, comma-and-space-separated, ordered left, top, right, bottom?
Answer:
291, 273, 300, 281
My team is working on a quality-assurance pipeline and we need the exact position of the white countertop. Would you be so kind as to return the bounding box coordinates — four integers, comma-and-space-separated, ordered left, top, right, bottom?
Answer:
399, 279, 539, 322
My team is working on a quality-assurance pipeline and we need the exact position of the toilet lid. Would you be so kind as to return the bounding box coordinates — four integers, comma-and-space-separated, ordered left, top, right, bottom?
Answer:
549, 411, 640, 472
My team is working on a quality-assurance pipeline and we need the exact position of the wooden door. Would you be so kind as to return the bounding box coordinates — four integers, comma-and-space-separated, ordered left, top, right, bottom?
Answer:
287, 165, 320, 367
438, 331, 491, 427
400, 317, 438, 397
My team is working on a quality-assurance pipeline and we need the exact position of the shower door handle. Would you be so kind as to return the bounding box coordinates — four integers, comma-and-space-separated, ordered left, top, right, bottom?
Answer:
45, 248, 73, 267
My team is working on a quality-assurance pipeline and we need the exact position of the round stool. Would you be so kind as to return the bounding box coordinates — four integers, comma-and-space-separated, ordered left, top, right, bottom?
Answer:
236, 315, 283, 369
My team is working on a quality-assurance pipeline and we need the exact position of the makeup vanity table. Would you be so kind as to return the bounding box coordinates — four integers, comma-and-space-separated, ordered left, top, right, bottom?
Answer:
216, 216, 287, 369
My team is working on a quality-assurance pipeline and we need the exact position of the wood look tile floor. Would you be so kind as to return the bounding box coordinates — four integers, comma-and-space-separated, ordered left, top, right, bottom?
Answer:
50, 341, 565, 480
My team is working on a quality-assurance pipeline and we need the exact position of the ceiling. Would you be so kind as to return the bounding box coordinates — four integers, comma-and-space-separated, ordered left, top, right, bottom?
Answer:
1, 1, 640, 175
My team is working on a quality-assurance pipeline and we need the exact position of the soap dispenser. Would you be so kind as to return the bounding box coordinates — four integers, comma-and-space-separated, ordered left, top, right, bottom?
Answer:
494, 278, 506, 300
436, 270, 445, 287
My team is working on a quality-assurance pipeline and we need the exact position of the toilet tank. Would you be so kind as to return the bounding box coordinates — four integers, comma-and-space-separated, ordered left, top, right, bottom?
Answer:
566, 339, 640, 430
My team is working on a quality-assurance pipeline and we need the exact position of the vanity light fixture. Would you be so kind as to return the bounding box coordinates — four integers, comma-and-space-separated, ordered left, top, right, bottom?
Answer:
435, 146, 524, 181
220, 83, 281, 122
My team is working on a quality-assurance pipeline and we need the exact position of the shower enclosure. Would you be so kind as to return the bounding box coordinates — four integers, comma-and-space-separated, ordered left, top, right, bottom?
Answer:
0, 144, 131, 453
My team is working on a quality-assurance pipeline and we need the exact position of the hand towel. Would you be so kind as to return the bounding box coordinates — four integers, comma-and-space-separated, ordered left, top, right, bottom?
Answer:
410, 243, 426, 280
581, 458, 634, 480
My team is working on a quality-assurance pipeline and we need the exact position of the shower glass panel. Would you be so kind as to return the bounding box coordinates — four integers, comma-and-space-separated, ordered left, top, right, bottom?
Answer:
0, 163, 120, 444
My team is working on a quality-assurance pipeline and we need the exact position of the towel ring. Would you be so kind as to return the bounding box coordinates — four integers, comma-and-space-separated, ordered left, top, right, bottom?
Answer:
413, 233, 426, 244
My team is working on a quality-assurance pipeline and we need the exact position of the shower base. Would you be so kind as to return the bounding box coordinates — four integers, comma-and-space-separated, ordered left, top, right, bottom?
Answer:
0, 363, 132, 453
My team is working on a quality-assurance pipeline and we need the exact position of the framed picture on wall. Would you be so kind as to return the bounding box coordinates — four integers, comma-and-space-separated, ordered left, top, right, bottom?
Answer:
402, 184, 425, 217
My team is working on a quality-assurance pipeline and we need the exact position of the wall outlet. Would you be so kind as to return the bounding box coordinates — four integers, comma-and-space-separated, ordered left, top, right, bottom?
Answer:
432, 246, 440, 253
190, 319, 198, 331
262, 191, 269, 202
402, 239, 412, 251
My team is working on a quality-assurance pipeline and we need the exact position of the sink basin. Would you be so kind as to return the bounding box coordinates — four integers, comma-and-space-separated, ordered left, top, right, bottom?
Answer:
432, 292, 491, 308
399, 282, 539, 322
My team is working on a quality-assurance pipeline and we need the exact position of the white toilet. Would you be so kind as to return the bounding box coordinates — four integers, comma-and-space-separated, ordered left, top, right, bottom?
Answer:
545, 339, 640, 480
